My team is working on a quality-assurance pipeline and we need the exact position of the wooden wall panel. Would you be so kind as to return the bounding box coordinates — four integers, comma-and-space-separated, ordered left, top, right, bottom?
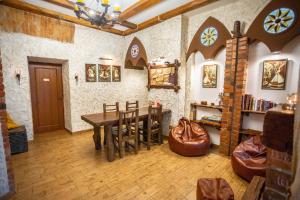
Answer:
0, 5, 75, 43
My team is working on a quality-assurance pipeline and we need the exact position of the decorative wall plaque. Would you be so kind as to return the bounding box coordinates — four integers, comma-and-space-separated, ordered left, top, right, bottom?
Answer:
98, 64, 111, 82
262, 59, 288, 90
112, 65, 121, 82
202, 64, 218, 88
246, 0, 300, 52
125, 37, 148, 70
186, 17, 231, 60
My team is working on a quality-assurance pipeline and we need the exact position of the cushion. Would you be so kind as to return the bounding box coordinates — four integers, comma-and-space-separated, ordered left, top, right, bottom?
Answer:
7, 113, 20, 130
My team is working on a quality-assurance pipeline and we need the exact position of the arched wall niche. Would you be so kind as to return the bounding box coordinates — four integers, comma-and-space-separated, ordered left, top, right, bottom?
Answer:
186, 17, 231, 61
125, 37, 148, 70
246, 0, 300, 52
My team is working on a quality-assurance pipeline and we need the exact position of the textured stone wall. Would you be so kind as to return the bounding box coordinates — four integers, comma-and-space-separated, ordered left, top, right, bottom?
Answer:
0, 24, 148, 139
0, 123, 9, 197
124, 16, 187, 126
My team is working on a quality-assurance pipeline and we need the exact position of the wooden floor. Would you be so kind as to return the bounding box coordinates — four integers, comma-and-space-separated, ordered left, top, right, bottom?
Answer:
10, 130, 248, 200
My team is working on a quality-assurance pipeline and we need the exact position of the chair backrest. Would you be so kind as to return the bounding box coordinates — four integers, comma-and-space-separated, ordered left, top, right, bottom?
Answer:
148, 105, 163, 127
126, 101, 139, 111
103, 102, 119, 113
119, 109, 139, 136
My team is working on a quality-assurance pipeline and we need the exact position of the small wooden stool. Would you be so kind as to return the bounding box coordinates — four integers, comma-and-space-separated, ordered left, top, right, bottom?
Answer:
197, 178, 234, 200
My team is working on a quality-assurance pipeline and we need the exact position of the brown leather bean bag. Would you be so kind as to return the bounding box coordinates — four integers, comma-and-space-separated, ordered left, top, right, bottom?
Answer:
231, 136, 267, 182
169, 118, 210, 156
197, 178, 234, 200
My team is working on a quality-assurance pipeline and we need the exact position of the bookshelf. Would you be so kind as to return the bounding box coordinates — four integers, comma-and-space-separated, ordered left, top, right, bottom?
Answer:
190, 103, 222, 129
242, 110, 267, 116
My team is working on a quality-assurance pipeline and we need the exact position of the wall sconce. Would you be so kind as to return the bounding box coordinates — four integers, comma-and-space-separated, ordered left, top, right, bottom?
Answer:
272, 51, 281, 55
15, 68, 21, 84
75, 73, 79, 82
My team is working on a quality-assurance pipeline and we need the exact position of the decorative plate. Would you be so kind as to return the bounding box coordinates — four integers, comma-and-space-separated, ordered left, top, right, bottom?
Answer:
200, 27, 218, 46
131, 44, 140, 58
264, 8, 295, 34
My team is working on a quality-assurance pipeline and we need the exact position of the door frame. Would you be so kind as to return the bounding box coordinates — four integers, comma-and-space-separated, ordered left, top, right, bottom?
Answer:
29, 62, 65, 133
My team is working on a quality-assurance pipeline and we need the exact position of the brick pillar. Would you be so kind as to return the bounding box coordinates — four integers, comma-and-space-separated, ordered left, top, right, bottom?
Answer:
219, 36, 249, 155
0, 51, 15, 193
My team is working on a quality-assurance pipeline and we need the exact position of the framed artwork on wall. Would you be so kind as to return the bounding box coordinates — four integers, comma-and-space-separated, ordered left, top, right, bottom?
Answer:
85, 64, 97, 82
202, 64, 217, 88
112, 66, 121, 82
262, 59, 288, 90
98, 64, 111, 82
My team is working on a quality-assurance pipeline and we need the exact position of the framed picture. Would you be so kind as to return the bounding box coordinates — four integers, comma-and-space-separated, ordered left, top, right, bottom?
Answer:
98, 64, 111, 82
262, 59, 288, 90
150, 66, 175, 86
202, 64, 217, 88
112, 66, 121, 82
85, 64, 97, 82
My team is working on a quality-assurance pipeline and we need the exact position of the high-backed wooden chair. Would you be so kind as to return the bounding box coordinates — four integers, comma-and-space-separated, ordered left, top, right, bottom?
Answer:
112, 109, 139, 158
103, 102, 119, 113
139, 105, 163, 150
103, 102, 119, 145
126, 101, 139, 111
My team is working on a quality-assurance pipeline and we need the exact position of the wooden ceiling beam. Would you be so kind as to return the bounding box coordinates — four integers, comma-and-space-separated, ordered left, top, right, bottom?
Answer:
42, 0, 137, 29
119, 0, 162, 20
123, 0, 217, 35
0, 0, 124, 35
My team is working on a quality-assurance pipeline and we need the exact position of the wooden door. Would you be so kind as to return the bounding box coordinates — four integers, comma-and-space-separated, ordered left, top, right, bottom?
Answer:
29, 63, 64, 133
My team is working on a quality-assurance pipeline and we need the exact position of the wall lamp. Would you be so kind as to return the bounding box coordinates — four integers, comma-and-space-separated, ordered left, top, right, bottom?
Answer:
75, 73, 79, 82
15, 68, 21, 84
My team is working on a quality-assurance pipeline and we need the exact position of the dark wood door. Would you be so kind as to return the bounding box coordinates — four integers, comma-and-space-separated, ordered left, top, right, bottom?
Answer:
29, 63, 64, 133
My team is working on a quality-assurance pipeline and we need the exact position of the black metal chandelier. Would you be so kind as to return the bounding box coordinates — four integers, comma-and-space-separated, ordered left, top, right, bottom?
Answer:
73, 0, 121, 28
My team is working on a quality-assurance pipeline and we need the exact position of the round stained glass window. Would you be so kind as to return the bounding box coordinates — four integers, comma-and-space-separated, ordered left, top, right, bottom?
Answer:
200, 27, 218, 46
131, 44, 140, 58
264, 8, 295, 34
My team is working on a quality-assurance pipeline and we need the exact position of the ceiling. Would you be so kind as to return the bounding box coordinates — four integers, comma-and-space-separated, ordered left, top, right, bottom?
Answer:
1, 0, 216, 35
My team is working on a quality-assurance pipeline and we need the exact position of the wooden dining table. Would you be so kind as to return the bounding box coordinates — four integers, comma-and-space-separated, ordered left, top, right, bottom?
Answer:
81, 107, 171, 162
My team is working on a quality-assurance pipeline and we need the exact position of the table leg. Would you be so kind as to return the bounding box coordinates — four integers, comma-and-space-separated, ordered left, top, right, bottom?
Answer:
105, 124, 115, 162
93, 126, 101, 150
143, 119, 148, 142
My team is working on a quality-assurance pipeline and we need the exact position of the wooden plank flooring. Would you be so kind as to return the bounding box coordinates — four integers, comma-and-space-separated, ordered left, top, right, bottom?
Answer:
9, 130, 248, 200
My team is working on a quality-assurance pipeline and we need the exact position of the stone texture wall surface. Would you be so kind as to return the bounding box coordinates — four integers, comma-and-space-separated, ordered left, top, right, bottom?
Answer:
0, 24, 148, 139
124, 16, 186, 126
0, 127, 9, 197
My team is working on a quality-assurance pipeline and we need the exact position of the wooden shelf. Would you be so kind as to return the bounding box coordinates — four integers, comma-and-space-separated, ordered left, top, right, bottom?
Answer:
242, 110, 266, 115
191, 103, 223, 112
192, 119, 221, 129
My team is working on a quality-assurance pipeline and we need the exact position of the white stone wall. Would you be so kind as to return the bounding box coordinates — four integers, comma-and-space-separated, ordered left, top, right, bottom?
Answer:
0, 127, 9, 197
124, 16, 186, 126
0, 24, 148, 139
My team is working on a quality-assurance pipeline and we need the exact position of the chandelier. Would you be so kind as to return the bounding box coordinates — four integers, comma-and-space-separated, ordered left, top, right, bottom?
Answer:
73, 0, 122, 28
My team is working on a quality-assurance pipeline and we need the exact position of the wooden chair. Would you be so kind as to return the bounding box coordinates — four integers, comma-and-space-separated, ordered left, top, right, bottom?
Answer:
139, 105, 163, 150
126, 101, 139, 111
103, 102, 119, 113
103, 102, 119, 145
112, 109, 139, 158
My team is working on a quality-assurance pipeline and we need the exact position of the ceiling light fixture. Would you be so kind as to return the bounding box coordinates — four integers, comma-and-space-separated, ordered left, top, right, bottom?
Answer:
74, 0, 122, 29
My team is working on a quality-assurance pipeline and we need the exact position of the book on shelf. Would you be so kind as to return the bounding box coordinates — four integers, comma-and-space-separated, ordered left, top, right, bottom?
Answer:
241, 94, 277, 112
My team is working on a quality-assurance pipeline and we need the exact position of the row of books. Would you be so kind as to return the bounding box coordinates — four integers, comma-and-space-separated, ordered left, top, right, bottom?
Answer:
242, 94, 277, 111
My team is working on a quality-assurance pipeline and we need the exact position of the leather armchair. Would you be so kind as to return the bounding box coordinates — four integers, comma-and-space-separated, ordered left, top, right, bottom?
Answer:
169, 118, 211, 156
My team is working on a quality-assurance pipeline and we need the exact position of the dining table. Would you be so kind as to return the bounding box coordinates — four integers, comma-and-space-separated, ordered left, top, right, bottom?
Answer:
81, 107, 171, 162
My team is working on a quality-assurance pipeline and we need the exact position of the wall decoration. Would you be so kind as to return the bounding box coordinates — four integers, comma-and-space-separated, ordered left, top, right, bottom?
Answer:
246, 0, 300, 52
85, 64, 97, 82
125, 37, 148, 70
263, 8, 295, 34
262, 59, 288, 90
112, 65, 121, 82
186, 17, 231, 60
202, 64, 217, 88
98, 64, 111, 82
200, 27, 218, 46
147, 59, 180, 92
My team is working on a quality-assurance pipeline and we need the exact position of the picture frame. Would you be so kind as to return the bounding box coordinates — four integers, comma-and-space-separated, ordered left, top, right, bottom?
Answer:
262, 59, 288, 90
202, 64, 217, 88
112, 65, 121, 82
98, 64, 111, 82
85, 64, 97, 82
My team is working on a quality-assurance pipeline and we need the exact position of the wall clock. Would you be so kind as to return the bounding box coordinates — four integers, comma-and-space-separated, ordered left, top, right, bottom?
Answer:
131, 44, 140, 58
200, 27, 218, 46
264, 8, 295, 34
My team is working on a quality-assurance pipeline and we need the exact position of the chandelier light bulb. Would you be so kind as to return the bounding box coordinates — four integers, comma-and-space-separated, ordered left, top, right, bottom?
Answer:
88, 9, 96, 16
